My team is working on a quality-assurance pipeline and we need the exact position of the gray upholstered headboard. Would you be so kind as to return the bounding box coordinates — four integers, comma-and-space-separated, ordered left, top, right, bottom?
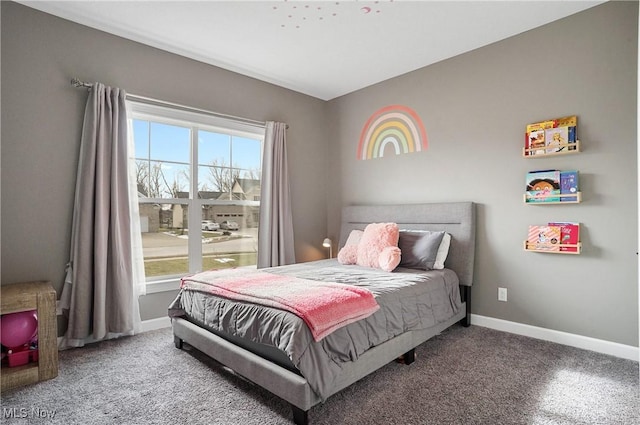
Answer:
339, 202, 476, 286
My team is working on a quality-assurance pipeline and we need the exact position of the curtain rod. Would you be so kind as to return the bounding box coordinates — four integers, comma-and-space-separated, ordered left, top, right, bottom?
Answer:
70, 78, 276, 129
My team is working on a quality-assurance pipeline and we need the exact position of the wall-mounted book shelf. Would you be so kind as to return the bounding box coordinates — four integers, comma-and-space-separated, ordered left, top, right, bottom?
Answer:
525, 170, 579, 204
524, 241, 582, 254
524, 192, 582, 204
523, 117, 583, 254
525, 223, 581, 255
522, 140, 581, 158
524, 116, 579, 158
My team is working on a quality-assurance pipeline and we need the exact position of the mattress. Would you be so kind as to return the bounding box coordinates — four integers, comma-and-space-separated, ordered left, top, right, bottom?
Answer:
169, 259, 462, 400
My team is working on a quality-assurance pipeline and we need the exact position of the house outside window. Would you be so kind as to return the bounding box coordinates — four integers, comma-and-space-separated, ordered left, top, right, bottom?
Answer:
128, 101, 263, 289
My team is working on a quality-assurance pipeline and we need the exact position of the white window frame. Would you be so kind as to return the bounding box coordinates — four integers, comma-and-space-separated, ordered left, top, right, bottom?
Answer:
127, 101, 264, 293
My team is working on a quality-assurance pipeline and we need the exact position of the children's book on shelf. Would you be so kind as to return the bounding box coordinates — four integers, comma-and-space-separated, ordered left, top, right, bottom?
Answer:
560, 170, 579, 202
525, 115, 577, 155
544, 126, 569, 154
556, 115, 578, 151
525, 121, 553, 156
526, 170, 561, 202
548, 222, 580, 252
527, 225, 562, 251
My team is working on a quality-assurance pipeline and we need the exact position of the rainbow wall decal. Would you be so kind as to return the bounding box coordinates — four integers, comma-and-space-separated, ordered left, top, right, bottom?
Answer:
357, 105, 428, 160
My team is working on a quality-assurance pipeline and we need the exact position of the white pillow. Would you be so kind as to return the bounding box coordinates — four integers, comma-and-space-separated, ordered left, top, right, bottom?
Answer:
343, 229, 364, 247
337, 230, 364, 265
433, 233, 451, 269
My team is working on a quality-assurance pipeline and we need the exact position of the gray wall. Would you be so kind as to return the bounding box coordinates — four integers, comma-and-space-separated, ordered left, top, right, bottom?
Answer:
1, 2, 329, 321
327, 1, 638, 347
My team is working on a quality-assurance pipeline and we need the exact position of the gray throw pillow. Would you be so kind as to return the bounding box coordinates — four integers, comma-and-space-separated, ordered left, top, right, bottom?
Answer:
398, 230, 446, 270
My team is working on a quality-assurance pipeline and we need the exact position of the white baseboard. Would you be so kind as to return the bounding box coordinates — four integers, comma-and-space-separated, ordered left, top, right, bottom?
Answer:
55, 315, 637, 361
471, 314, 639, 362
57, 317, 172, 348
141, 316, 172, 332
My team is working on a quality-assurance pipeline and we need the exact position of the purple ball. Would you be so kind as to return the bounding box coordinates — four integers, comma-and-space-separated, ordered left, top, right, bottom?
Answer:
1, 310, 38, 349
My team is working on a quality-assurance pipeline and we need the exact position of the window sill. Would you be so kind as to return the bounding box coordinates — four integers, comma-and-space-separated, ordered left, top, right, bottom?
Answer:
145, 278, 181, 294
143, 265, 258, 295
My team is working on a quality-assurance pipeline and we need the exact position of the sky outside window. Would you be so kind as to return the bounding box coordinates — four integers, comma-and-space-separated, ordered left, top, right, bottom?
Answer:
232, 136, 262, 171
134, 120, 262, 197
150, 122, 190, 163
199, 130, 230, 166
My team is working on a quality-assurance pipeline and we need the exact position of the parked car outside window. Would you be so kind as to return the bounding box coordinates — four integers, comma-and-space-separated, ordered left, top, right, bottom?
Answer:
201, 220, 220, 231
219, 220, 239, 231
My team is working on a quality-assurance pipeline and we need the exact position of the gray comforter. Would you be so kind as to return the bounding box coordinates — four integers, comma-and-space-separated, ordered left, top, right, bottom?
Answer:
168, 259, 461, 400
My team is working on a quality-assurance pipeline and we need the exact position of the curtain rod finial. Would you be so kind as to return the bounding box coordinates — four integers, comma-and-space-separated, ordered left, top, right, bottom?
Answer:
71, 78, 92, 89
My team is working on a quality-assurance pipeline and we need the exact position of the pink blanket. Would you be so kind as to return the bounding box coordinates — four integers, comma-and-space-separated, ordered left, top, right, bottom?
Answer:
181, 268, 379, 341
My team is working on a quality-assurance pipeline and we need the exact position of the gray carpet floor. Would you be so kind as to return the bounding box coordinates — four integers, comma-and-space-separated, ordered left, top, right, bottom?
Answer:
1, 325, 637, 425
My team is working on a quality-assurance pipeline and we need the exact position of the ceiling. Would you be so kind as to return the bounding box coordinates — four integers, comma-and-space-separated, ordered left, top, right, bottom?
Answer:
19, 1, 606, 101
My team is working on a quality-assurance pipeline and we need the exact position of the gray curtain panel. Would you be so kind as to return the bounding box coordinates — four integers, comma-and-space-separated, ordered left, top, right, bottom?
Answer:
257, 121, 295, 268
60, 83, 139, 347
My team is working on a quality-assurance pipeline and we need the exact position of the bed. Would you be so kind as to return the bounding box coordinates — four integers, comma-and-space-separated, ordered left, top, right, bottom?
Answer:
170, 202, 476, 424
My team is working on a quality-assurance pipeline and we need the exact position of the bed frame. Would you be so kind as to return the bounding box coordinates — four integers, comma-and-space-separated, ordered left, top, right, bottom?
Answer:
172, 202, 476, 424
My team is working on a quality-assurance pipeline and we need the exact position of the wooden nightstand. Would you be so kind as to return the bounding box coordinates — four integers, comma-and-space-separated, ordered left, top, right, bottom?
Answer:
1, 281, 58, 391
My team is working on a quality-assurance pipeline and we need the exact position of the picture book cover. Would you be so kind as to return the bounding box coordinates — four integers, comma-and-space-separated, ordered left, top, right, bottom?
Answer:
527, 225, 561, 251
555, 116, 577, 128
567, 125, 577, 150
526, 170, 561, 202
548, 222, 580, 252
525, 116, 577, 154
560, 116, 578, 151
544, 126, 569, 154
560, 170, 579, 202
525, 120, 554, 156
556, 116, 578, 149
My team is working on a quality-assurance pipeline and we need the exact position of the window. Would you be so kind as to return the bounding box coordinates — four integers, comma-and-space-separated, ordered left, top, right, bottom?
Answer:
128, 101, 263, 287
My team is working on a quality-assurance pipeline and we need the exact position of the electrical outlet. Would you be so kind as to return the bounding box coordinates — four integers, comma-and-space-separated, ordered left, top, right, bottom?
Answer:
498, 287, 508, 302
